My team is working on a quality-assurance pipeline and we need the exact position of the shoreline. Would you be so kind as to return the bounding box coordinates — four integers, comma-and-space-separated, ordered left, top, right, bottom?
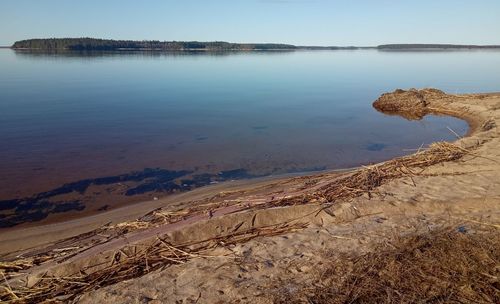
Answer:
9, 38, 500, 51
2, 115, 467, 229
0, 166, 360, 233
0, 89, 486, 248
9, 47, 500, 52
2, 88, 500, 303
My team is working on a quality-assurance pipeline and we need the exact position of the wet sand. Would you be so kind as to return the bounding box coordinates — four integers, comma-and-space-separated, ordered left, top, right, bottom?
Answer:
0, 172, 325, 255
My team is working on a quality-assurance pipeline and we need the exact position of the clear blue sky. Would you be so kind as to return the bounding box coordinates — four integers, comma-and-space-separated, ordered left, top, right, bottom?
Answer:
1, 0, 499, 46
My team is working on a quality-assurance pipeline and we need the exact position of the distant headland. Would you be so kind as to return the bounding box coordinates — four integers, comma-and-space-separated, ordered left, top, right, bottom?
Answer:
10, 38, 500, 51
377, 44, 500, 50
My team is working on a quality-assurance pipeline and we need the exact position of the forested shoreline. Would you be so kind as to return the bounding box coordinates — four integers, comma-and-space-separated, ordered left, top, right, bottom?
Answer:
11, 38, 297, 51
10, 38, 500, 51
377, 44, 500, 49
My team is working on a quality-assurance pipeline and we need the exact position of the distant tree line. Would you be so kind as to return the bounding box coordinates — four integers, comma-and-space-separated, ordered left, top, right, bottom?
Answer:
12, 39, 500, 51
12, 38, 298, 51
378, 44, 500, 49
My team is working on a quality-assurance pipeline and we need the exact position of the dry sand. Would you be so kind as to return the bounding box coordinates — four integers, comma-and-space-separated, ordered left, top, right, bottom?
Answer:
1, 89, 499, 303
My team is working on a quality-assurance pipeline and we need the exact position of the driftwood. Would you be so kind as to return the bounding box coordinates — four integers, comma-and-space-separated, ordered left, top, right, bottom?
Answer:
0, 141, 474, 302
268, 142, 470, 207
0, 222, 307, 303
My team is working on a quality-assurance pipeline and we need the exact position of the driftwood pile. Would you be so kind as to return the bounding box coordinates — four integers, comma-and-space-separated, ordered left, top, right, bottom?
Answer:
43, 142, 472, 242
0, 142, 473, 302
271, 141, 469, 207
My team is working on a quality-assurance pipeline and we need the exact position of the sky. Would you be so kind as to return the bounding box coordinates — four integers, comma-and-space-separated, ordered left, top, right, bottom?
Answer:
1, 0, 500, 46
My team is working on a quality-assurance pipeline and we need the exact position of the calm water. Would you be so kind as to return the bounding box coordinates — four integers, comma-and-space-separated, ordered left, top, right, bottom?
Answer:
2, 49, 499, 226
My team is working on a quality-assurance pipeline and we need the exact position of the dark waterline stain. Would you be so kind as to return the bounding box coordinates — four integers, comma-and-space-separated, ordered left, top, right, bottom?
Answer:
252, 126, 269, 130
0, 168, 190, 228
97, 205, 110, 211
39, 168, 192, 197
0, 165, 329, 228
0, 168, 257, 227
217, 168, 255, 180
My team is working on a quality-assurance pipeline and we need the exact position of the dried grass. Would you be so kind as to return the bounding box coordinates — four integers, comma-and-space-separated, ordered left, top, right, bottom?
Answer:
274, 227, 500, 304
70, 142, 473, 239
0, 260, 33, 274
272, 142, 470, 207
97, 142, 473, 236
0, 222, 307, 303
0, 142, 477, 302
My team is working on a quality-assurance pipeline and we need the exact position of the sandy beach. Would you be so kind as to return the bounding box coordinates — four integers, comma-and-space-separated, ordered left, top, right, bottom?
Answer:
1, 89, 499, 303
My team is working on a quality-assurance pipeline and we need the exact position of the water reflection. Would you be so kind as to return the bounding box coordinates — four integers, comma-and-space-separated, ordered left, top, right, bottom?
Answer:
2, 48, 496, 225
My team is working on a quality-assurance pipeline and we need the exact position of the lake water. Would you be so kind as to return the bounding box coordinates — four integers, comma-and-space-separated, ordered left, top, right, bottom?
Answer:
1, 49, 499, 227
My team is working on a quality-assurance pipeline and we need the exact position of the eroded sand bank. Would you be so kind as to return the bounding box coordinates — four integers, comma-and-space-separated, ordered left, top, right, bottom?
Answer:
1, 89, 499, 303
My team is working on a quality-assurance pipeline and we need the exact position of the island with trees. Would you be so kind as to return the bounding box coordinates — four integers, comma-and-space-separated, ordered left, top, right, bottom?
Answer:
11, 38, 298, 51
377, 44, 500, 50
10, 38, 500, 51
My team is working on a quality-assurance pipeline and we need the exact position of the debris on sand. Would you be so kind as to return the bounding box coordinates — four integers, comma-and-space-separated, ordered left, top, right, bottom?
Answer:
0, 222, 307, 303
270, 141, 470, 207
